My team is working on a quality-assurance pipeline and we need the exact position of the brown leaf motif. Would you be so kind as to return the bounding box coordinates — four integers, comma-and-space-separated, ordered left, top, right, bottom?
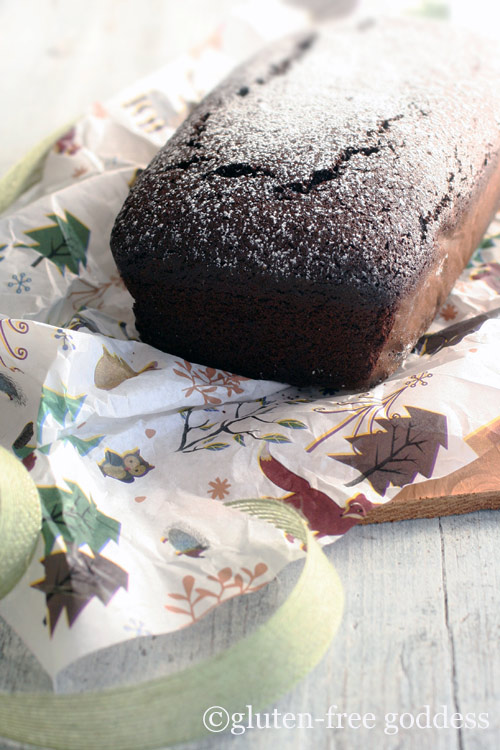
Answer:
331, 406, 448, 496
31, 546, 128, 635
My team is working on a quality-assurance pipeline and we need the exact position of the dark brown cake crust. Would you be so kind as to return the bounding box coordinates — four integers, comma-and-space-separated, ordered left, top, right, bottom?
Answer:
110, 18, 500, 388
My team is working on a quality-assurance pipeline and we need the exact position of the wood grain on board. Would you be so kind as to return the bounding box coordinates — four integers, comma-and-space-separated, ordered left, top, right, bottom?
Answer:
362, 416, 500, 524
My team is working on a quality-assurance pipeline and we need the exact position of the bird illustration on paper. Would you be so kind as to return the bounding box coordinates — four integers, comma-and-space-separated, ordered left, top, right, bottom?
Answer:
258, 443, 374, 537
161, 528, 208, 558
94, 346, 158, 390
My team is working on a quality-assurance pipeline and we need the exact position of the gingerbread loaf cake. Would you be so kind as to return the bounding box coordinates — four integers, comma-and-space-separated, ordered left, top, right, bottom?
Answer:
110, 18, 500, 389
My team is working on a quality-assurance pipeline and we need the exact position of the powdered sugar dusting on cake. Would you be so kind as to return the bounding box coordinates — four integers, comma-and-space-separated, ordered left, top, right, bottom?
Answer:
112, 18, 500, 303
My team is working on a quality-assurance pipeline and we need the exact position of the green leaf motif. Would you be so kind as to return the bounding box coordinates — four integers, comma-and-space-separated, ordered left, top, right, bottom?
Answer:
38, 386, 86, 428
204, 442, 230, 451
16, 210, 90, 274
38, 481, 121, 556
36, 388, 103, 456
233, 434, 245, 446
276, 419, 307, 430
260, 434, 292, 444
64, 434, 105, 456
479, 232, 500, 250
12, 444, 34, 460
31, 546, 128, 635
332, 406, 448, 496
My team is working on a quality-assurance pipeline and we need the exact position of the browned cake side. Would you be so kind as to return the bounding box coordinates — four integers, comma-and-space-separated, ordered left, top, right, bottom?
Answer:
110, 18, 500, 389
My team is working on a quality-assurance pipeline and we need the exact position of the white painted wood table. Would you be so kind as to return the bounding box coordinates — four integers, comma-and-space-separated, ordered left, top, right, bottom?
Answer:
2, 515, 499, 749
1, 1, 499, 748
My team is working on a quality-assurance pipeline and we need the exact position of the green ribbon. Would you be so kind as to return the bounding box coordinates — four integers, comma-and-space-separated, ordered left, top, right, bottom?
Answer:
0, 446, 41, 599
0, 448, 344, 749
0, 121, 74, 215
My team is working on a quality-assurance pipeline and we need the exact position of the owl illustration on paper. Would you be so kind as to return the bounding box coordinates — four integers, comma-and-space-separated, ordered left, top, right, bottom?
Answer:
98, 448, 154, 483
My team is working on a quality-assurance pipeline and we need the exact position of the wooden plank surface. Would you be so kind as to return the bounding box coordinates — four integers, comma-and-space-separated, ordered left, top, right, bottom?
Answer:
2, 509, 499, 749
362, 416, 500, 523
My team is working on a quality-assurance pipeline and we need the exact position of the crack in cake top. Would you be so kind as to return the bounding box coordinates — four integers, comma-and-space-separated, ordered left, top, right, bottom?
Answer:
112, 17, 500, 302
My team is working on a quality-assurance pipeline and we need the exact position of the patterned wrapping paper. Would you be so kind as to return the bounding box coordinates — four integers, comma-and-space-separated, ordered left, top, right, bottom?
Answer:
1, 22, 500, 681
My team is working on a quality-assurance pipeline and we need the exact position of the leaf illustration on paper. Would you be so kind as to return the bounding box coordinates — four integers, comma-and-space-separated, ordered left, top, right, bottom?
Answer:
64, 434, 105, 456
38, 386, 86, 427
479, 231, 500, 250
416, 306, 500, 355
31, 546, 128, 635
330, 406, 448, 496
260, 433, 292, 444
204, 442, 230, 451
37, 385, 103, 456
38, 481, 121, 556
177, 396, 310, 453
16, 211, 90, 274
276, 419, 307, 430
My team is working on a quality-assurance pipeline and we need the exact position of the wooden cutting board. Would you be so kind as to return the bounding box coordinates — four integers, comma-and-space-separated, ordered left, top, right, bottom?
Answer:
362, 415, 500, 523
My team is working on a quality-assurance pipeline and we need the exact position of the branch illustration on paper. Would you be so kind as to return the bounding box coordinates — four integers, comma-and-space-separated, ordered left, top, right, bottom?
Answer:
165, 565, 269, 624
306, 372, 433, 454
176, 395, 308, 453
173, 359, 248, 405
